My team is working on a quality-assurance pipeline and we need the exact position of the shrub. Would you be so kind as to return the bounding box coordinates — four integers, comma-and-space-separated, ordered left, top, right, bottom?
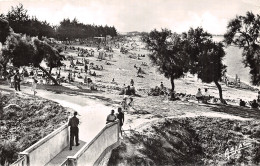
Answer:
0, 140, 18, 165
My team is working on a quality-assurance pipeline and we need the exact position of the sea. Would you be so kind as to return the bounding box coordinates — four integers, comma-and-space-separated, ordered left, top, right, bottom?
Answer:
213, 36, 252, 86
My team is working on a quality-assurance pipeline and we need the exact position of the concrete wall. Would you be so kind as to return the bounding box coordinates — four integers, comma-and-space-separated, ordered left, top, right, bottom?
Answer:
75, 122, 119, 166
10, 155, 26, 166
23, 124, 69, 166
96, 149, 112, 166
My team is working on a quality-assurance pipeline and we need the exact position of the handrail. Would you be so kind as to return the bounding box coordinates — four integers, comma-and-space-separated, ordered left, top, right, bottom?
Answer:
68, 120, 119, 160
10, 156, 26, 166
22, 123, 68, 153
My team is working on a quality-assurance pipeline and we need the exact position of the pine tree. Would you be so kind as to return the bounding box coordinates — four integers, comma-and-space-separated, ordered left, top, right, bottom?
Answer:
184, 28, 226, 103
224, 12, 260, 85
2, 33, 62, 85
142, 29, 189, 97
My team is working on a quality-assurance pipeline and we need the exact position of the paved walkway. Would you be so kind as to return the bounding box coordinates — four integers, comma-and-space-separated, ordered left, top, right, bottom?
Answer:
45, 140, 86, 166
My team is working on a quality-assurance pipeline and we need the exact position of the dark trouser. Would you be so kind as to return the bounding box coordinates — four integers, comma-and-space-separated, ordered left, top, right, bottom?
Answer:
70, 127, 79, 148
14, 81, 20, 91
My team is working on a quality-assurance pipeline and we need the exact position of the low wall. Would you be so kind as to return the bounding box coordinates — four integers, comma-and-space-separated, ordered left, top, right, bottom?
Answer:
21, 123, 69, 166
10, 155, 26, 166
68, 121, 119, 166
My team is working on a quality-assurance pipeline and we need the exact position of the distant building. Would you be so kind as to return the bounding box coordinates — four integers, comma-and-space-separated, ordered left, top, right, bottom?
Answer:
127, 31, 141, 36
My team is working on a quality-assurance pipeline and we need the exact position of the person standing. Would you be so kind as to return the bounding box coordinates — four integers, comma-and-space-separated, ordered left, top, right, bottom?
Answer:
8, 69, 15, 88
68, 111, 80, 150
120, 84, 126, 95
14, 70, 21, 91
257, 91, 260, 103
32, 72, 38, 96
85, 64, 88, 73
84, 75, 88, 84
68, 72, 71, 83
106, 110, 117, 124
117, 107, 124, 137
10, 74, 15, 88
130, 79, 134, 86
160, 82, 164, 90
203, 88, 210, 103
121, 97, 128, 111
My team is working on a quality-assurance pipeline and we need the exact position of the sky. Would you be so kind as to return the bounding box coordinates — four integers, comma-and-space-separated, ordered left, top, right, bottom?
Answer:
0, 0, 259, 34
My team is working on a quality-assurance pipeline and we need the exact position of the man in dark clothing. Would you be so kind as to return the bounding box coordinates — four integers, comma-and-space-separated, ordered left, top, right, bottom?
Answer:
68, 111, 80, 150
14, 70, 21, 91
117, 107, 124, 136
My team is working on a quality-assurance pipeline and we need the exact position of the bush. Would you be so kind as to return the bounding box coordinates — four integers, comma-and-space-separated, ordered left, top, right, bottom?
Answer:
0, 92, 68, 164
252, 145, 260, 164
252, 126, 260, 138
0, 140, 18, 165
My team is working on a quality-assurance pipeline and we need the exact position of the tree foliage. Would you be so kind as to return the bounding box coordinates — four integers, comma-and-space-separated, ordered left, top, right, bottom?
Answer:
142, 29, 189, 93
3, 4, 55, 39
196, 42, 226, 83
2, 33, 35, 67
143, 28, 227, 102
1, 4, 118, 41
182, 27, 212, 73
56, 18, 117, 41
0, 18, 12, 44
184, 27, 226, 102
224, 11, 260, 85
184, 28, 226, 82
2, 32, 62, 84
32, 37, 64, 74
0, 4, 118, 85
